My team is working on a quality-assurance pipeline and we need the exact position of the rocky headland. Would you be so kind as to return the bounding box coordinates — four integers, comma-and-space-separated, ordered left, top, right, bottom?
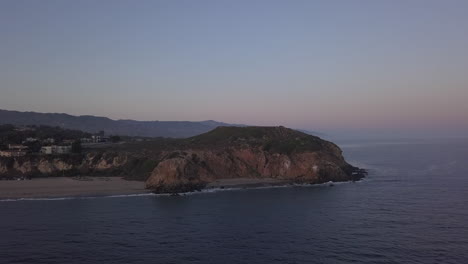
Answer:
0, 126, 366, 194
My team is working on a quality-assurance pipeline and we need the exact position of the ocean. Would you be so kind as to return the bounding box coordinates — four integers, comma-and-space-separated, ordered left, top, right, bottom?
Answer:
1, 138, 467, 264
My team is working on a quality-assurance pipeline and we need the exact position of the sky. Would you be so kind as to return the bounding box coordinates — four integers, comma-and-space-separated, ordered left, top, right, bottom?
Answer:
1, 0, 467, 138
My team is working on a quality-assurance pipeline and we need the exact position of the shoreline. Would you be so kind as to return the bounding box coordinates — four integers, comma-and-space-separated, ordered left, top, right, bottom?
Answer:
0, 176, 360, 200
0, 177, 149, 199
206, 178, 291, 189
0, 177, 292, 199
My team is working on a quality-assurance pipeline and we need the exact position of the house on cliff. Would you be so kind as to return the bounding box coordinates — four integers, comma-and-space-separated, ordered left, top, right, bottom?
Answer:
40, 145, 71, 155
8, 144, 28, 151
0, 150, 27, 157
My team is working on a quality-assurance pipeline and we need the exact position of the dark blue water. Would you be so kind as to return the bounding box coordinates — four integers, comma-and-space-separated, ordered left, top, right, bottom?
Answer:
1, 139, 468, 264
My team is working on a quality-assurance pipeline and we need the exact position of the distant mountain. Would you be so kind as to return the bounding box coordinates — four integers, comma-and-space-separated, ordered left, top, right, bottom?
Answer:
0, 109, 238, 138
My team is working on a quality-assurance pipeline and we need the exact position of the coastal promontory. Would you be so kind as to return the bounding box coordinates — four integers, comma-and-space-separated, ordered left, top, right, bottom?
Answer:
145, 126, 365, 192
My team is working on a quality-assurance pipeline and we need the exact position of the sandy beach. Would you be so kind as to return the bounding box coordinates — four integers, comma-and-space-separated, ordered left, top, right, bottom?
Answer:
0, 177, 149, 199
0, 177, 293, 199
206, 178, 290, 189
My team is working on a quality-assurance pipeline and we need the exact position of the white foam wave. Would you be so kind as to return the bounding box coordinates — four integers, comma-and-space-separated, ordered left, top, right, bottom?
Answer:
183, 179, 364, 195
0, 196, 78, 202
0, 192, 161, 202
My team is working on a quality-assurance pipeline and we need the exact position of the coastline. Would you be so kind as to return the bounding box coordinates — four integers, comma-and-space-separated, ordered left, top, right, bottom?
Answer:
0, 176, 364, 200
0, 177, 293, 199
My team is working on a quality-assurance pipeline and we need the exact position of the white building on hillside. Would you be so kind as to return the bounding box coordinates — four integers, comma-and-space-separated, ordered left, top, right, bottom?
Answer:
0, 150, 27, 157
8, 144, 28, 151
40, 145, 72, 155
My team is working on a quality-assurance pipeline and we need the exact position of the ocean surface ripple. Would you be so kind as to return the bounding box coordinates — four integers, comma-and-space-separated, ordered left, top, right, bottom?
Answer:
1, 138, 468, 264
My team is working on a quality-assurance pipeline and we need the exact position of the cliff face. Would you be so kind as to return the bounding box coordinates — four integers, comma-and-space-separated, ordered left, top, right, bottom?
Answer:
145, 127, 365, 192
0, 153, 129, 178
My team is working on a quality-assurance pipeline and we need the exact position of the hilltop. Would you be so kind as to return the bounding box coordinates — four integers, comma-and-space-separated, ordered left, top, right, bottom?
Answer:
186, 126, 326, 153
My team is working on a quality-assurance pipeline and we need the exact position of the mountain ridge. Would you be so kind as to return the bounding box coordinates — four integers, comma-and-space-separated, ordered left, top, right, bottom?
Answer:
0, 109, 325, 138
0, 109, 238, 138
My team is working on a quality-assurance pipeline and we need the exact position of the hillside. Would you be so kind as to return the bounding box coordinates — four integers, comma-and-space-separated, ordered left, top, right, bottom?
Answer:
0, 109, 236, 138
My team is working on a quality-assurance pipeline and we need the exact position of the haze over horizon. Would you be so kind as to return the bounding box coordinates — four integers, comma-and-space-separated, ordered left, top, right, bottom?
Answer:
1, 0, 468, 138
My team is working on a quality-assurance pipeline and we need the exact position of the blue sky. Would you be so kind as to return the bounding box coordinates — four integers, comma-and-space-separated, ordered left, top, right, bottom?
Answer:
1, 0, 467, 137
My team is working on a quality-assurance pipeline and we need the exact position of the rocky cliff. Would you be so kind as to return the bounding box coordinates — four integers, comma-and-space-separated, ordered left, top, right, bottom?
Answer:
145, 126, 365, 192
0, 126, 365, 193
